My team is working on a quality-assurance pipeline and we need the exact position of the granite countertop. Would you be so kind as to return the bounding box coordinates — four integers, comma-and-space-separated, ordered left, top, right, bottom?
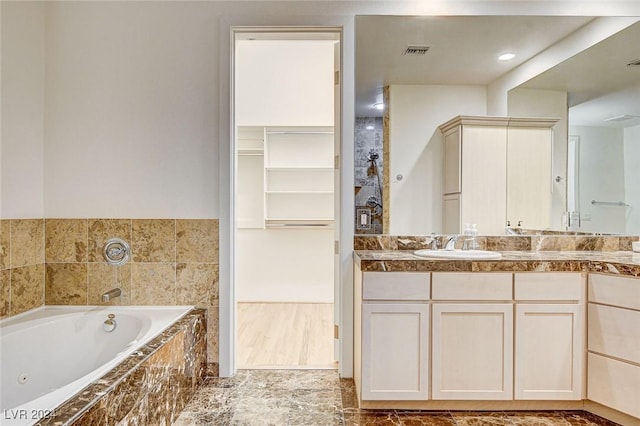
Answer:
354, 250, 640, 277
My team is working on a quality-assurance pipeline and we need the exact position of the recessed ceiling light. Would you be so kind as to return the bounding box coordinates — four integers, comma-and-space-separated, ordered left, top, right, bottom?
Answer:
365, 125, 375, 130
498, 52, 516, 61
373, 103, 384, 111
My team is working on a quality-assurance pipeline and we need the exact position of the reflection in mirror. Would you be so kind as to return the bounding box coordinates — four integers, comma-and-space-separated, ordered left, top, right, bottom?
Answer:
518, 20, 640, 235
355, 15, 640, 235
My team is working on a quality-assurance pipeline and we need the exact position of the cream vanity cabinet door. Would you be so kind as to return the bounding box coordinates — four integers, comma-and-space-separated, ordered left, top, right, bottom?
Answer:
506, 125, 553, 230
431, 273, 514, 400
359, 272, 430, 401
514, 273, 585, 400
440, 117, 508, 235
439, 116, 557, 234
361, 303, 430, 400
587, 274, 640, 419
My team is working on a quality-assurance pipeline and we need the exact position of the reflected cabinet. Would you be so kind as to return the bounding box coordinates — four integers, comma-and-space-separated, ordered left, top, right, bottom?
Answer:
440, 116, 558, 234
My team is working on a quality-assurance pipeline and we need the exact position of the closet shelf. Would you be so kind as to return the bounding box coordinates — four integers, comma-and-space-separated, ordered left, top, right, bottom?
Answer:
265, 167, 333, 171
266, 190, 333, 194
238, 148, 264, 156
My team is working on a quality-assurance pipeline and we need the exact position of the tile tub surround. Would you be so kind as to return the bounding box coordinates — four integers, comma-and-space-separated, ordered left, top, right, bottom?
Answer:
174, 370, 618, 426
36, 308, 206, 426
0, 218, 219, 369
43, 218, 219, 369
1, 219, 46, 319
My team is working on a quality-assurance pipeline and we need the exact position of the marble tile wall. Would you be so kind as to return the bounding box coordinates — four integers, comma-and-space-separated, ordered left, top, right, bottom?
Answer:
0, 219, 46, 318
1, 218, 219, 370
42, 218, 219, 368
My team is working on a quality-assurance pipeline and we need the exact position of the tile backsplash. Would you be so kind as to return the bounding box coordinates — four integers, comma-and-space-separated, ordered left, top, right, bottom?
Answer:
1, 219, 46, 318
1, 218, 219, 367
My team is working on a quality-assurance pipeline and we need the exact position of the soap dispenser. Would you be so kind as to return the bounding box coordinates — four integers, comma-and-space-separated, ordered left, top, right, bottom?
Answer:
469, 224, 480, 250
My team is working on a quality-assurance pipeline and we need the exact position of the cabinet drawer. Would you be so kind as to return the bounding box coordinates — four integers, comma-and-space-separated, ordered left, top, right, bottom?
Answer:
588, 303, 640, 364
588, 353, 640, 418
589, 274, 640, 310
515, 273, 584, 301
432, 273, 512, 300
362, 272, 430, 301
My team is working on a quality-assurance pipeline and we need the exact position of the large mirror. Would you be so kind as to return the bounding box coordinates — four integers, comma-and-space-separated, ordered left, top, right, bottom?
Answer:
355, 15, 640, 235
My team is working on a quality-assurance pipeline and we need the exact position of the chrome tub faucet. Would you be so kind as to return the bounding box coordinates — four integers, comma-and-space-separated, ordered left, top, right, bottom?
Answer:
102, 288, 122, 302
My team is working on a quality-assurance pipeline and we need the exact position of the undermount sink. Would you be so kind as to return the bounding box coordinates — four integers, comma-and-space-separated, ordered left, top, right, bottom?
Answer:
413, 249, 502, 260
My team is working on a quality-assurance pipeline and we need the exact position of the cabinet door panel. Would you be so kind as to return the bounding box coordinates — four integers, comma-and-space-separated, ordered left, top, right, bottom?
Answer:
589, 274, 640, 310
362, 304, 429, 400
515, 272, 584, 301
506, 127, 552, 229
515, 304, 583, 400
432, 303, 513, 400
588, 353, 640, 418
443, 128, 461, 194
588, 303, 640, 364
363, 272, 430, 301
460, 126, 507, 235
432, 272, 512, 300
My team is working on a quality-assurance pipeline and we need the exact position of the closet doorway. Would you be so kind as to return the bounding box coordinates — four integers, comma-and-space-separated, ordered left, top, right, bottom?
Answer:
233, 30, 341, 369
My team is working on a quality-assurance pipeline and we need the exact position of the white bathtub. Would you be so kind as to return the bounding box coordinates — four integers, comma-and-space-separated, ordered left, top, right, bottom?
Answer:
0, 305, 193, 426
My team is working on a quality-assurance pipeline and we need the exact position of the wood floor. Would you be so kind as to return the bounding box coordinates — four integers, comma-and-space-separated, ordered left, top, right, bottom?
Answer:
237, 302, 337, 369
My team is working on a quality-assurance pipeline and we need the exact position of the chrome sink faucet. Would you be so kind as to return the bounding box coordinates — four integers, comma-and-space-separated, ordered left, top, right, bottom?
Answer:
444, 235, 458, 251
102, 288, 122, 302
430, 233, 441, 250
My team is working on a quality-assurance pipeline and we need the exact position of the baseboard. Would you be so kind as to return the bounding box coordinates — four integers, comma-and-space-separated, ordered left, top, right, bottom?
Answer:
584, 400, 640, 426
359, 400, 584, 410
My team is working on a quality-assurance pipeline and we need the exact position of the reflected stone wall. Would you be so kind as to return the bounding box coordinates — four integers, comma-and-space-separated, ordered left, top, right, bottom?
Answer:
355, 117, 383, 234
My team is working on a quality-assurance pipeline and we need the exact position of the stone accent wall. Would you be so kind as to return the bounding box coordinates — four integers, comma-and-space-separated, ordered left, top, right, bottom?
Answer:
0, 219, 46, 318
0, 218, 219, 369
354, 117, 384, 234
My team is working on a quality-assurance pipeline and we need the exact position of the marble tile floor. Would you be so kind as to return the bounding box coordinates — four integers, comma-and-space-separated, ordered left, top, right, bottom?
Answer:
173, 370, 619, 426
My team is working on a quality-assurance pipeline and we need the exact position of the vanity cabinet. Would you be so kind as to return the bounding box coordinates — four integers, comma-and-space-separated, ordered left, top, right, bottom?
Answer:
440, 116, 557, 234
431, 272, 513, 400
514, 273, 585, 400
355, 271, 430, 401
354, 267, 588, 408
587, 273, 640, 419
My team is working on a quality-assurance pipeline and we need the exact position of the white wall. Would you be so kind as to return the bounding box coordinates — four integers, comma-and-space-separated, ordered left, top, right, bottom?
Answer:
236, 40, 334, 127
624, 125, 640, 234
43, 2, 218, 218
1, 1, 45, 219
569, 125, 626, 234
508, 88, 567, 230
236, 229, 334, 302
388, 84, 487, 235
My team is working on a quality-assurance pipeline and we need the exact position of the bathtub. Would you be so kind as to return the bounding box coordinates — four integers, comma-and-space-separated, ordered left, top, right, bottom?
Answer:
0, 305, 193, 426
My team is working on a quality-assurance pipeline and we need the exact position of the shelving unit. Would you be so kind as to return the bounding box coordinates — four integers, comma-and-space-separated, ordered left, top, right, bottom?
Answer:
264, 127, 334, 227
236, 126, 334, 229
237, 127, 265, 228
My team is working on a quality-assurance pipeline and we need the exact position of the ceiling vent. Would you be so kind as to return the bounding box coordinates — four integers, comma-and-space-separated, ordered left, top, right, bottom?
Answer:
402, 45, 430, 56
627, 58, 640, 66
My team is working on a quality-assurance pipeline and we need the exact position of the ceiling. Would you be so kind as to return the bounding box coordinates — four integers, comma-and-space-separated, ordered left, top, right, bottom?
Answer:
355, 16, 640, 128
519, 20, 640, 128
